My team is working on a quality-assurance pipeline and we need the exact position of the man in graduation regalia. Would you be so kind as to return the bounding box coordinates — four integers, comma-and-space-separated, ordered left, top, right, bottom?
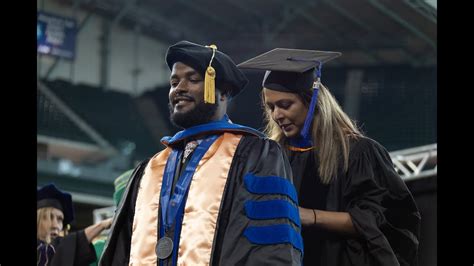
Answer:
100, 41, 303, 266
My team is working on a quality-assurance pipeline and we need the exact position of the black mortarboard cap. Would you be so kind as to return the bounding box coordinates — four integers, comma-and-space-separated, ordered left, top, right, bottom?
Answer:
238, 48, 341, 92
37, 184, 74, 225
165, 40, 249, 99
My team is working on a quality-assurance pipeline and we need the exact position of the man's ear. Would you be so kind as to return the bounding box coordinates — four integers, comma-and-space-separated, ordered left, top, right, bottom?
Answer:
217, 82, 234, 102
216, 88, 229, 102
219, 91, 228, 102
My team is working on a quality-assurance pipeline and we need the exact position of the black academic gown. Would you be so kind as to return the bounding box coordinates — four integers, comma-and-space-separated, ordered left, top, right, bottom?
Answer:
100, 134, 302, 266
288, 136, 421, 266
37, 230, 97, 266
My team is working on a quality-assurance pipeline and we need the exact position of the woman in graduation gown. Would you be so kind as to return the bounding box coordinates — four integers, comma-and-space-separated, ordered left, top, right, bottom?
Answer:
37, 183, 113, 266
238, 49, 421, 265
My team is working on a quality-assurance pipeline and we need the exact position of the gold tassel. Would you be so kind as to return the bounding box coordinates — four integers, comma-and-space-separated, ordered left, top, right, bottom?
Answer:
204, 44, 217, 104
204, 66, 216, 104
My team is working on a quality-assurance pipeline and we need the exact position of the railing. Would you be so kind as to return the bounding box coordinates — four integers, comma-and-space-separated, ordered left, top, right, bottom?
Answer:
389, 143, 437, 181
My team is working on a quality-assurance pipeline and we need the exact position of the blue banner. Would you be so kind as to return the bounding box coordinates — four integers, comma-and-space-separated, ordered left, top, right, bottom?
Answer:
37, 11, 77, 60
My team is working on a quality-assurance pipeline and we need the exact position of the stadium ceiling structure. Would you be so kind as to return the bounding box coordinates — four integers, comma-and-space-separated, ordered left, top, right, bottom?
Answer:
56, 0, 436, 67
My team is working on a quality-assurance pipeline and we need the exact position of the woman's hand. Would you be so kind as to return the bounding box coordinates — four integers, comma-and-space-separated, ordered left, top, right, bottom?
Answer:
85, 217, 114, 242
101, 217, 113, 230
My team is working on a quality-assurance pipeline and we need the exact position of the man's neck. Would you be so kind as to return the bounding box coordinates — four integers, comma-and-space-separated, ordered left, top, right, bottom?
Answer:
209, 113, 226, 122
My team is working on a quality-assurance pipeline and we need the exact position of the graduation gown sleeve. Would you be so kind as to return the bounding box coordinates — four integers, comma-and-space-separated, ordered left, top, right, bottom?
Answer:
212, 136, 303, 266
327, 137, 421, 266
48, 230, 97, 266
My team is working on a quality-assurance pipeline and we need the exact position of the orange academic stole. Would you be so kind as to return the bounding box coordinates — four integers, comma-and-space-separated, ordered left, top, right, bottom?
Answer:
129, 133, 242, 265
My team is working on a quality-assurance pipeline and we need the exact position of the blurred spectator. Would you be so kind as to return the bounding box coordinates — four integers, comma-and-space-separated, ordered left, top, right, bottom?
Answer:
37, 183, 112, 266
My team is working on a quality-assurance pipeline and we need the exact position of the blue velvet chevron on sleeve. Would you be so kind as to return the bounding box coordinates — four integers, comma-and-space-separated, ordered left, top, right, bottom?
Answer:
243, 173, 303, 254
244, 173, 298, 204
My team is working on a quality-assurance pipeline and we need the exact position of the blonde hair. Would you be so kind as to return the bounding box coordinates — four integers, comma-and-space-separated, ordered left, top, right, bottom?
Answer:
37, 208, 53, 243
37, 207, 69, 244
262, 84, 362, 184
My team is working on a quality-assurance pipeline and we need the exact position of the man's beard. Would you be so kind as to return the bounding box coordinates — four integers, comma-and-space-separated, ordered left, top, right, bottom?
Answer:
169, 100, 219, 129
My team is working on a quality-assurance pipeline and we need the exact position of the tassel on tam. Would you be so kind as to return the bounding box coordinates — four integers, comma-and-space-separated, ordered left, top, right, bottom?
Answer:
204, 44, 217, 104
